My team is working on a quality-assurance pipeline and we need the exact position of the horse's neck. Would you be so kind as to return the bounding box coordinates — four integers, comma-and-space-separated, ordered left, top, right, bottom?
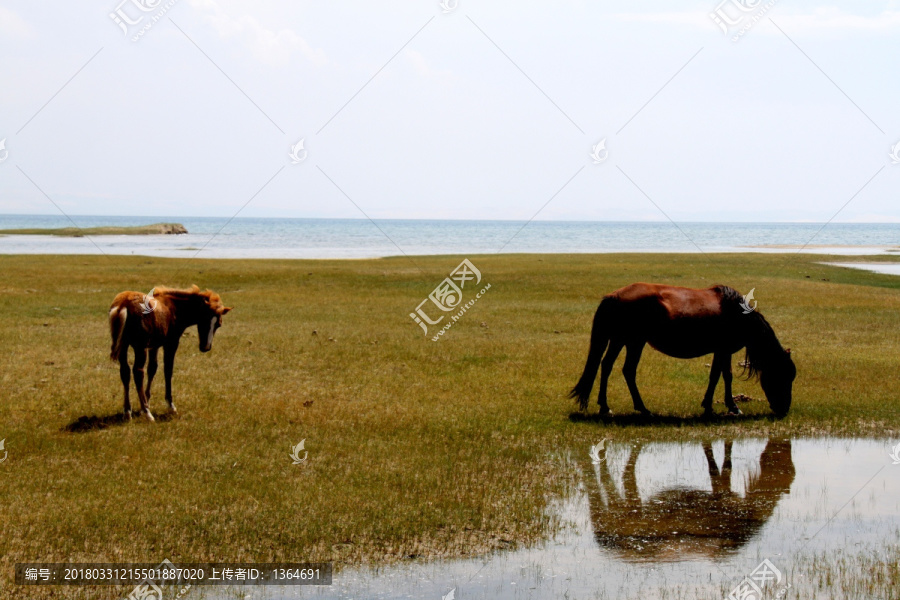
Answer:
165, 294, 200, 329
746, 315, 780, 354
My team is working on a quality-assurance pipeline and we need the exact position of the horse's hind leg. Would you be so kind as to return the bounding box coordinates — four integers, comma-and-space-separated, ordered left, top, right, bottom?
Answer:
702, 355, 723, 416
622, 341, 651, 416
145, 347, 159, 404
132, 347, 155, 422
597, 340, 624, 415
119, 350, 132, 420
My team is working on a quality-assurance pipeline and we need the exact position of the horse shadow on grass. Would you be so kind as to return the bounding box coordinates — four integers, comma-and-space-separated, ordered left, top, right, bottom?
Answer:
63, 411, 179, 433
569, 411, 781, 427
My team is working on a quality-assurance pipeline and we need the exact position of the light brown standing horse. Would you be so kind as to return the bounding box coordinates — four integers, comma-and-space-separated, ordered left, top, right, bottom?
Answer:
570, 283, 795, 417
109, 285, 231, 421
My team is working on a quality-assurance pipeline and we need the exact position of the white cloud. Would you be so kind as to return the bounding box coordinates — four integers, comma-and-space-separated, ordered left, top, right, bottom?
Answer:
0, 6, 34, 39
607, 7, 900, 35
187, 0, 328, 67
768, 8, 900, 34
404, 49, 457, 87
607, 10, 709, 28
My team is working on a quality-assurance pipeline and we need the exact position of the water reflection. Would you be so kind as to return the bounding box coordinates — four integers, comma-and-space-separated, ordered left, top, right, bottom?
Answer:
589, 439, 795, 561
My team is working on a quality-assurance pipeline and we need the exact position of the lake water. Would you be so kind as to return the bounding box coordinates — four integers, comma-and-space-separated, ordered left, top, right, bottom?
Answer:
204, 438, 899, 600
1, 215, 898, 259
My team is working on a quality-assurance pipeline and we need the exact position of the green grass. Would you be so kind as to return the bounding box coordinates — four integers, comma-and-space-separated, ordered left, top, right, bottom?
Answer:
0, 223, 187, 236
0, 252, 898, 599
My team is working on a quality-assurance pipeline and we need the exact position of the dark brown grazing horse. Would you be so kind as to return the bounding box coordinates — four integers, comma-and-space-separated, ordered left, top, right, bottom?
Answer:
570, 283, 795, 417
109, 285, 231, 421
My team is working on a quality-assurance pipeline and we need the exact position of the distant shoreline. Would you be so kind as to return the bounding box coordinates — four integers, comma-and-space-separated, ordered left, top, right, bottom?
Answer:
1, 218, 896, 258
0, 223, 187, 237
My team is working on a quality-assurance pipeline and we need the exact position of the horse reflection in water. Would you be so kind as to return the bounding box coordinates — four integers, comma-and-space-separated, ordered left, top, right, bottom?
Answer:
588, 440, 794, 561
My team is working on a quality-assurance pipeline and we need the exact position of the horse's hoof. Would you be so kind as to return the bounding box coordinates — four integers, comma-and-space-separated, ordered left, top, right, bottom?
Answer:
637, 410, 652, 417
726, 408, 742, 416
143, 411, 155, 422
123, 411, 132, 421
598, 409, 613, 417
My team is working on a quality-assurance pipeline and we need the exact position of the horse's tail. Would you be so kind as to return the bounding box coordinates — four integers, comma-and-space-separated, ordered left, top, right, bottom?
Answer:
109, 306, 128, 361
568, 298, 613, 410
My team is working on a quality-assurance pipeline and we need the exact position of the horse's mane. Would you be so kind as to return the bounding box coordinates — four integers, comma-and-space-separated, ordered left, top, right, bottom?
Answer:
154, 285, 222, 305
717, 285, 785, 380
153, 284, 199, 297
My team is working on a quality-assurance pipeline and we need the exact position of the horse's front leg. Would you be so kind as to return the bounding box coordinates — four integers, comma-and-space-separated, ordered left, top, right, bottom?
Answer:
622, 341, 651, 416
163, 340, 179, 413
145, 346, 159, 404
721, 354, 739, 415
132, 346, 154, 422
702, 355, 723, 416
703, 441, 733, 495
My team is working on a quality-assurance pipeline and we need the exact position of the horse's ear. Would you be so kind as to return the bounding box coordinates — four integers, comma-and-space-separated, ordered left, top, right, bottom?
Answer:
191, 284, 200, 293
222, 307, 232, 315
785, 348, 791, 354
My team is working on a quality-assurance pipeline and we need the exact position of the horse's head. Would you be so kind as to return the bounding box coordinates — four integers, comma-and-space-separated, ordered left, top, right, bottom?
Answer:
760, 348, 795, 417
196, 290, 232, 353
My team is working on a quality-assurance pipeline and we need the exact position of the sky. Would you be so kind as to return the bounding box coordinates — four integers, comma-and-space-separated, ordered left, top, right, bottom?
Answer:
0, 0, 898, 222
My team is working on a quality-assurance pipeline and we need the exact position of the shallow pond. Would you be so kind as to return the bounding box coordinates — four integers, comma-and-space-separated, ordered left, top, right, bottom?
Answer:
825, 262, 900, 276
216, 438, 900, 599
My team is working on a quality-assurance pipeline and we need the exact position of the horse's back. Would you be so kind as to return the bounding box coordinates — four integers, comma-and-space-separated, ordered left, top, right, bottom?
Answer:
601, 283, 737, 356
607, 282, 723, 319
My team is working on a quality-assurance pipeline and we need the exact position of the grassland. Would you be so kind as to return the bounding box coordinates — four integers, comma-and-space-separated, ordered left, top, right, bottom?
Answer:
0, 252, 898, 599
0, 223, 187, 236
